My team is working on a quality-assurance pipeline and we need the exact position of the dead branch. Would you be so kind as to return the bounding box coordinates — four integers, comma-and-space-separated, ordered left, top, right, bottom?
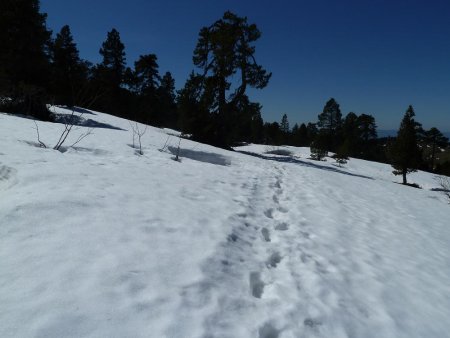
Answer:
129, 121, 147, 155
33, 120, 47, 148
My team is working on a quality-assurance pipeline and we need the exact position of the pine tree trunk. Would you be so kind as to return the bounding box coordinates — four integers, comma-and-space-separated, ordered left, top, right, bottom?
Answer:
402, 170, 407, 185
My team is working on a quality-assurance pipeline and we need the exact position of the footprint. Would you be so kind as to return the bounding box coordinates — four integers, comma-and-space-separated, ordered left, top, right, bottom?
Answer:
275, 222, 289, 231
272, 194, 279, 203
258, 322, 279, 338
227, 233, 238, 242
261, 228, 271, 242
249, 272, 264, 298
315, 260, 328, 274
277, 206, 288, 213
264, 209, 273, 219
0, 165, 17, 190
300, 231, 310, 239
266, 252, 282, 268
304, 318, 321, 328
301, 252, 311, 263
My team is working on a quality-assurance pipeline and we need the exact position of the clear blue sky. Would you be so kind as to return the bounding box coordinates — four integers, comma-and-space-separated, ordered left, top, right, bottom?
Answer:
40, 0, 450, 130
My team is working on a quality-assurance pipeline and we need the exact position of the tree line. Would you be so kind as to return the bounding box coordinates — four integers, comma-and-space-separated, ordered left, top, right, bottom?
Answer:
0, 1, 270, 148
1, 1, 449, 178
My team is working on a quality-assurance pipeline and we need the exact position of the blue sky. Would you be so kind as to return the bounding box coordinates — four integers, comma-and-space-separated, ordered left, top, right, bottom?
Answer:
40, 0, 450, 130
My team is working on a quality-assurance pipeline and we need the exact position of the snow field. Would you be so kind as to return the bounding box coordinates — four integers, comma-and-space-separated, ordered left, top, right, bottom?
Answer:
1, 108, 449, 337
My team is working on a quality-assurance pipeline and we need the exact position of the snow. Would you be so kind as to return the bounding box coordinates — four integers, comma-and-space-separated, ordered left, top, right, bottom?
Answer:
1, 108, 449, 338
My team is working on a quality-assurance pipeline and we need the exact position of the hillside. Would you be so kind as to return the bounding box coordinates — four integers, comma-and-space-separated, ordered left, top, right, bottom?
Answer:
1, 108, 449, 338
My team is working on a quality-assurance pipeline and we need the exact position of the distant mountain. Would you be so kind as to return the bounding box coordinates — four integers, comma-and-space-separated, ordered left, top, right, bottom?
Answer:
377, 130, 397, 138
378, 130, 450, 139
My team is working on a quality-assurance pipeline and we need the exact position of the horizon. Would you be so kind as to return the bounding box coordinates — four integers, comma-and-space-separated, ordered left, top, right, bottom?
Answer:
40, 0, 450, 131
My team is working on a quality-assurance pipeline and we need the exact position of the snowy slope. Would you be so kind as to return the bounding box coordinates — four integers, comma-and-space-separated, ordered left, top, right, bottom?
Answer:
1, 108, 449, 338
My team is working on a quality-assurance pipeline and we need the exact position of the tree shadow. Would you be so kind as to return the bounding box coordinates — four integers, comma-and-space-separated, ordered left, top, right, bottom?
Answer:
53, 113, 125, 130
168, 146, 231, 166
237, 151, 374, 180
58, 106, 97, 115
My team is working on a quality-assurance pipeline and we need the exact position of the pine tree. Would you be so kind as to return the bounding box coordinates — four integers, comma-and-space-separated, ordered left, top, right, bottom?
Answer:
357, 114, 377, 142
51, 25, 88, 106
306, 123, 318, 145
332, 140, 350, 167
158, 72, 177, 128
99, 28, 126, 87
279, 114, 290, 144
389, 105, 422, 184
342, 112, 359, 156
356, 113, 377, 159
0, 0, 52, 120
177, 72, 210, 141
280, 114, 290, 133
317, 98, 342, 151
192, 11, 271, 147
92, 28, 127, 116
134, 54, 160, 95
424, 127, 449, 171
250, 111, 264, 144
310, 131, 328, 161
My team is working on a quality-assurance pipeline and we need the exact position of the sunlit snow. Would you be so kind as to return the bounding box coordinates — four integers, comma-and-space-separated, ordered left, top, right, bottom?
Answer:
1, 107, 449, 338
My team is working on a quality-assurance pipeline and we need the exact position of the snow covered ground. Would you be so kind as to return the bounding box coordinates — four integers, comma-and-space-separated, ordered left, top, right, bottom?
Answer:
1, 107, 449, 338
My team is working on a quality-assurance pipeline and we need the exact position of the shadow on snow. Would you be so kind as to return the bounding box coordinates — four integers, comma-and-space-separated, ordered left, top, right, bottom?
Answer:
53, 113, 125, 131
237, 151, 374, 180
168, 146, 231, 166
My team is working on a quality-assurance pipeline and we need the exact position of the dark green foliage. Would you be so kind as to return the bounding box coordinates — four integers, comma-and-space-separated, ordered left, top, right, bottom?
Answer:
357, 114, 377, 142
131, 54, 161, 124
0, 0, 52, 120
177, 72, 211, 142
91, 28, 128, 116
332, 141, 350, 167
264, 122, 282, 145
388, 105, 423, 184
436, 161, 450, 176
357, 114, 377, 159
317, 98, 342, 151
310, 131, 328, 161
291, 123, 308, 147
342, 112, 359, 156
280, 114, 290, 133
341, 112, 378, 160
99, 28, 126, 87
51, 25, 89, 106
306, 123, 318, 145
134, 54, 160, 95
278, 114, 290, 144
423, 127, 449, 171
191, 11, 271, 148
157, 72, 177, 128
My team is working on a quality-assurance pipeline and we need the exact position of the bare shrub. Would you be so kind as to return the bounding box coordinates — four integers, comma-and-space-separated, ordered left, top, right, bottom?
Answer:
129, 121, 147, 155
33, 106, 93, 151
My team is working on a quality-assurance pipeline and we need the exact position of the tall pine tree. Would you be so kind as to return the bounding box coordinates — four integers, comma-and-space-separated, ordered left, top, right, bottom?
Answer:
317, 98, 342, 151
0, 0, 52, 120
51, 25, 88, 106
93, 28, 127, 115
192, 11, 271, 147
423, 127, 449, 171
389, 105, 422, 185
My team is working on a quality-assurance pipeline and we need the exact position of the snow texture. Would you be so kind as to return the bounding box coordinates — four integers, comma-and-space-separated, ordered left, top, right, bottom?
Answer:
1, 108, 449, 338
